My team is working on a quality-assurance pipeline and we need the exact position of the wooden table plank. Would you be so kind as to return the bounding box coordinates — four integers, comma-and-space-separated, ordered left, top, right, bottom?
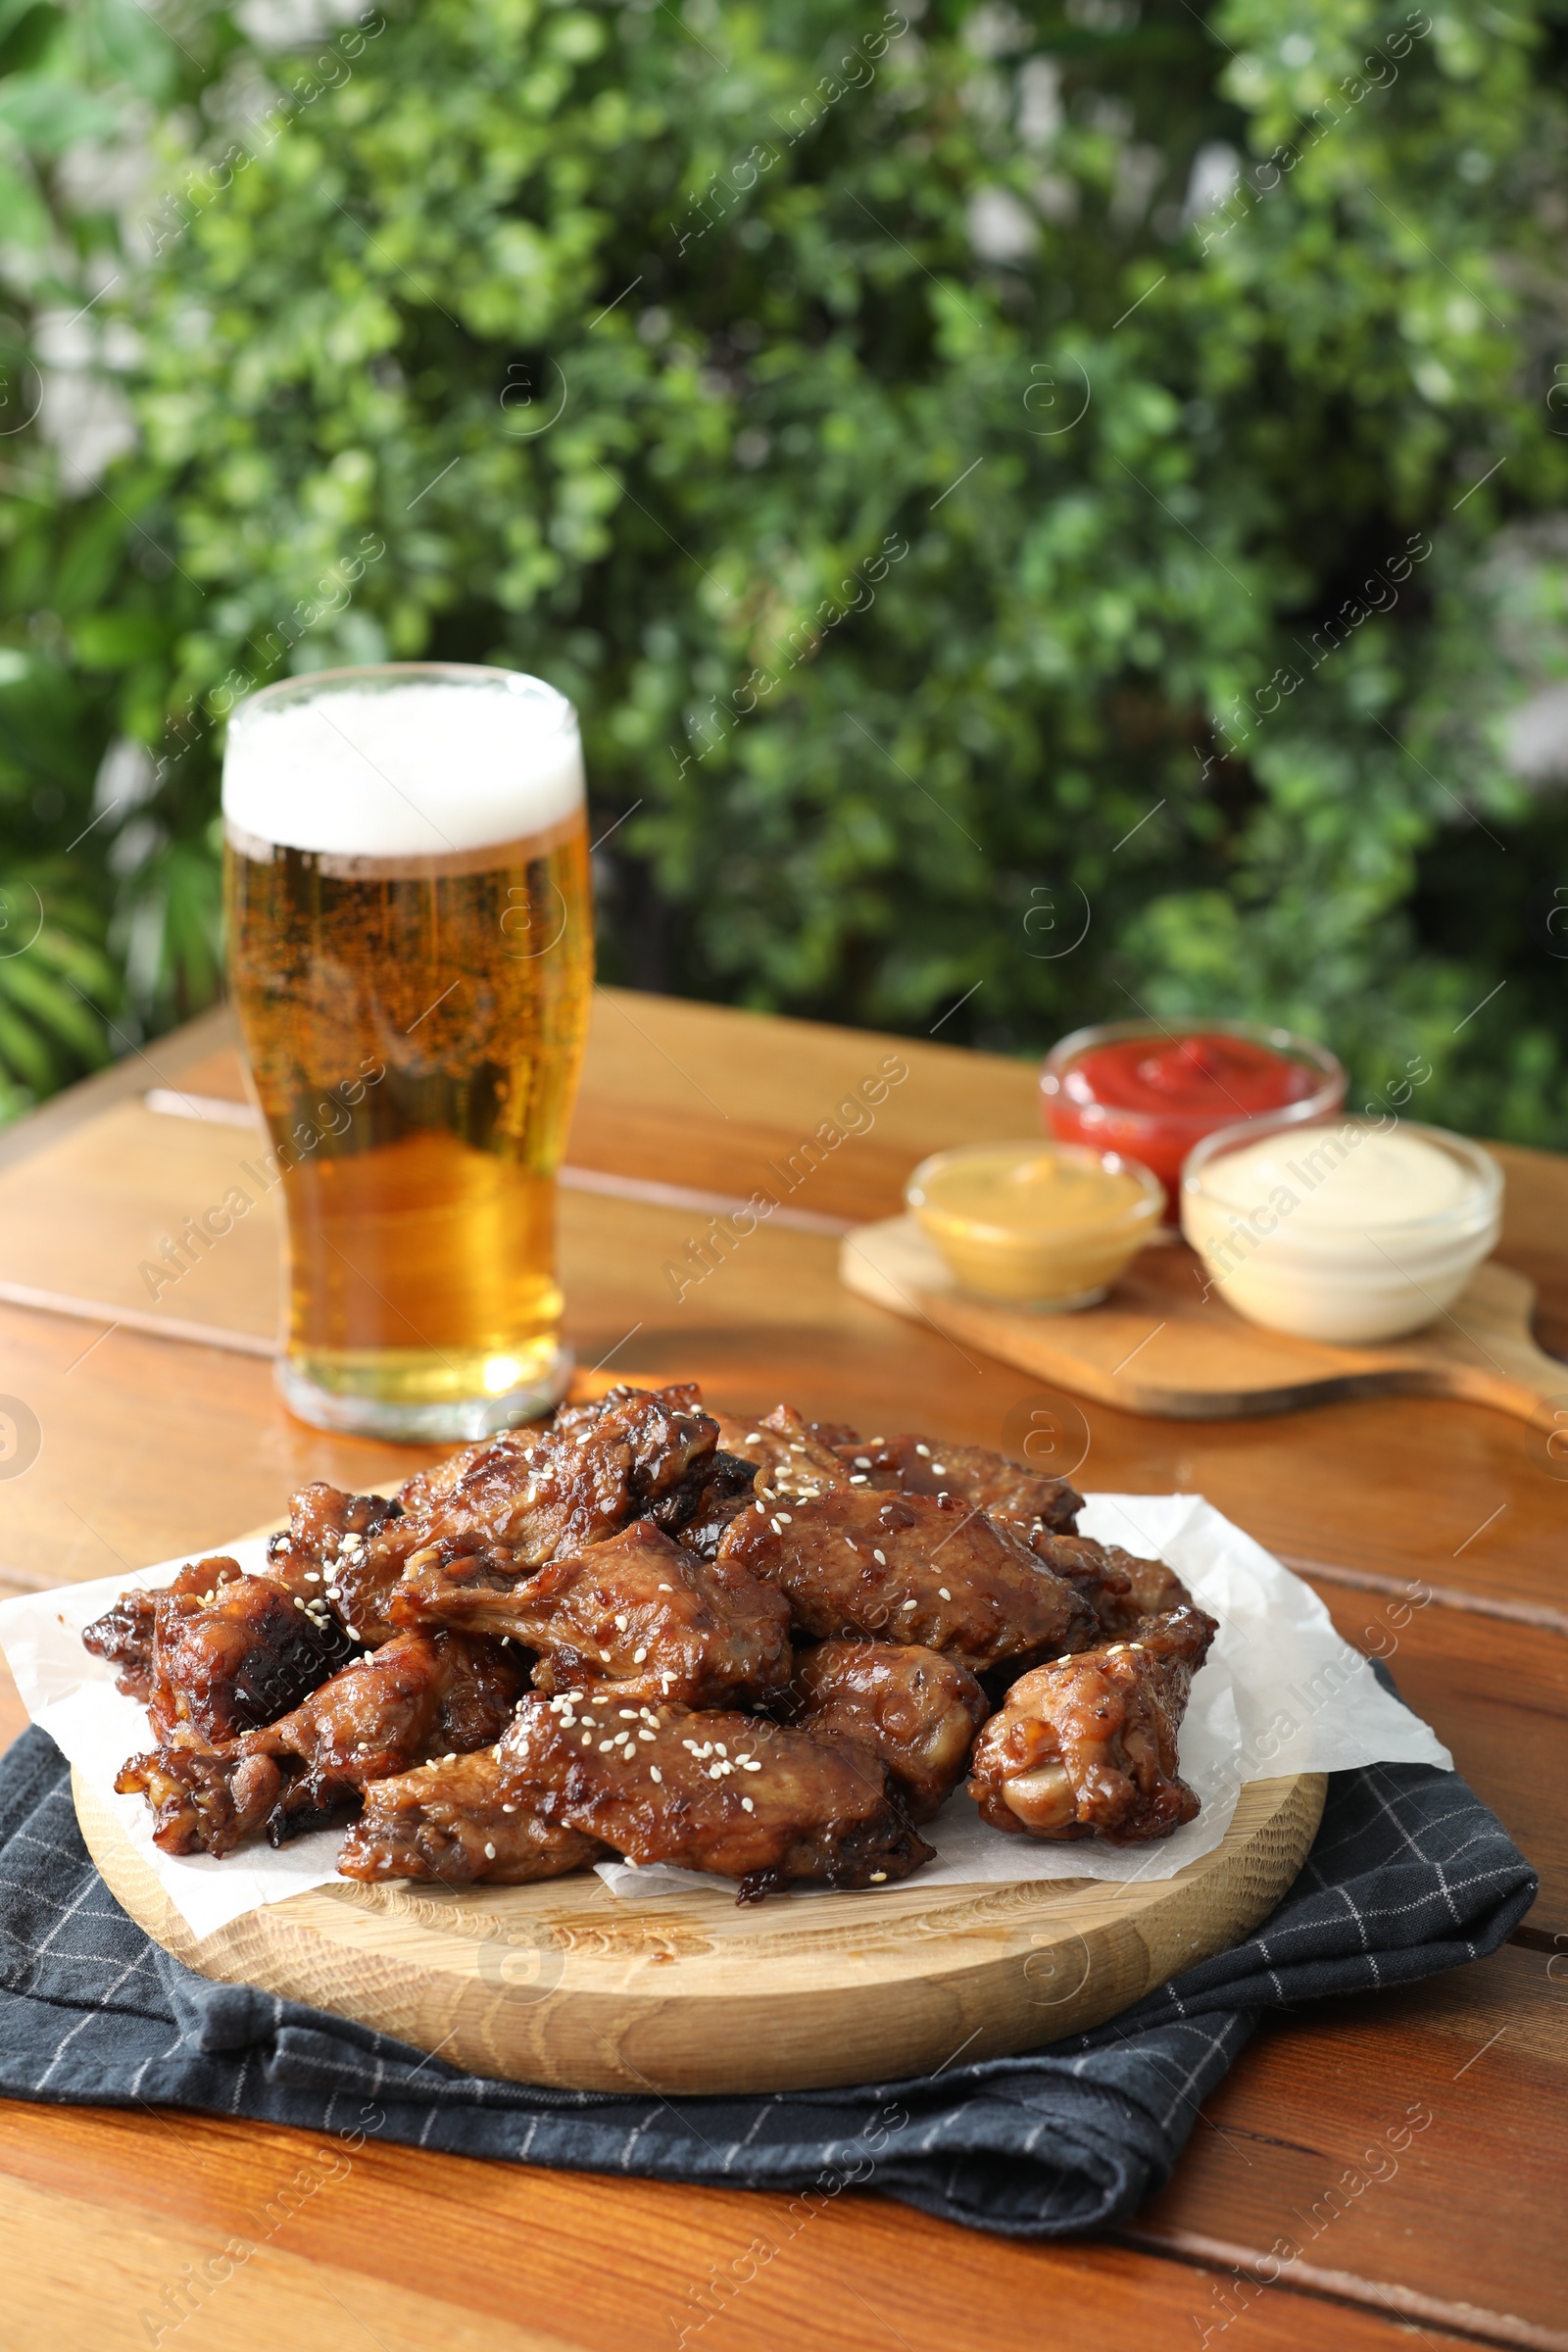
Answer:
1126, 1942, 1568, 2350
0, 2100, 1494, 2352
1306, 1580, 1567, 1939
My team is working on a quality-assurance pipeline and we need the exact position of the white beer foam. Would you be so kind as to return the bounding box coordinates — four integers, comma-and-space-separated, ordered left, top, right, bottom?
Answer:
222, 669, 585, 857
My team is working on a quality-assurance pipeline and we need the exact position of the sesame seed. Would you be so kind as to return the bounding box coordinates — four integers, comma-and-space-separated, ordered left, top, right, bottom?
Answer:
639, 1729, 656, 1741
501, 1803, 516, 1813
870, 1870, 888, 1882
743, 1759, 761, 1773
873, 1549, 886, 1565
618, 1709, 638, 1720
326, 1587, 342, 1599
484, 1841, 497, 1859
304, 1570, 320, 1582
776, 1511, 792, 1524
741, 1797, 754, 1813
938, 1588, 952, 1600
658, 1583, 673, 1592
901, 1599, 917, 1611
770, 1518, 783, 1534
914, 1445, 931, 1458
746, 1433, 760, 1444
292, 1596, 305, 1610
651, 1766, 662, 1784
709, 1765, 723, 1780
633, 1646, 648, 1664
581, 1733, 593, 1746
854, 1456, 870, 1468
850, 1475, 867, 1485
614, 1613, 629, 1632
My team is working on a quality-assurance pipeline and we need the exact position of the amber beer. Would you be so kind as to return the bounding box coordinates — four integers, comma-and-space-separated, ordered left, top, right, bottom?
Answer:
222, 664, 593, 1438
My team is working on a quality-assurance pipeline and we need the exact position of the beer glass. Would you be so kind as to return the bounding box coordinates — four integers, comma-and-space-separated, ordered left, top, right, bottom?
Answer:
221, 663, 593, 1439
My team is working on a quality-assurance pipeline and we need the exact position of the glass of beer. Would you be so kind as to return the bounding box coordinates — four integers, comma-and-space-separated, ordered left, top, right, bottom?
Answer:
221, 662, 593, 1439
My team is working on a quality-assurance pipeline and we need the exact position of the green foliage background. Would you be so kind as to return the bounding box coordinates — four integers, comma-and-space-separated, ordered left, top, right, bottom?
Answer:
2, 0, 1567, 1134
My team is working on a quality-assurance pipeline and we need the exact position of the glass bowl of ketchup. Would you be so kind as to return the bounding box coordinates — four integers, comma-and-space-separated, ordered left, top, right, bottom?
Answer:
1040, 1017, 1346, 1219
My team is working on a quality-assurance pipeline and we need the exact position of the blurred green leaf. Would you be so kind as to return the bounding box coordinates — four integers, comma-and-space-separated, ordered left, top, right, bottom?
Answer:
0, 0, 1565, 1142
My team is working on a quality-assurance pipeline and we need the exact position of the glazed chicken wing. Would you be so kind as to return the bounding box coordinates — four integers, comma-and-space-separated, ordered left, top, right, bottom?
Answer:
966, 1604, 1215, 1844
710, 1404, 854, 1504
118, 1628, 526, 1854
834, 1434, 1082, 1538
675, 1449, 764, 1560
363, 1387, 720, 1588
269, 1481, 406, 1646
338, 1746, 606, 1886
499, 1691, 934, 1900
717, 1487, 1096, 1671
1030, 1531, 1201, 1639
392, 1519, 793, 1709
82, 1555, 248, 1702
113, 1743, 288, 1858
787, 1640, 990, 1822
236, 1626, 527, 1838
146, 1568, 350, 1744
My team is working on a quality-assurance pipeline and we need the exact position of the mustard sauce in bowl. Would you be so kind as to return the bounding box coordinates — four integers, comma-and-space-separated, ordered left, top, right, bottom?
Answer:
906, 1141, 1164, 1308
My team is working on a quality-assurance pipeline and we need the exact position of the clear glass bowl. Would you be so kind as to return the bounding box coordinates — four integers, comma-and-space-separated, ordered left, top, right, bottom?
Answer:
906, 1140, 1165, 1310
1180, 1114, 1503, 1343
1041, 1016, 1347, 1219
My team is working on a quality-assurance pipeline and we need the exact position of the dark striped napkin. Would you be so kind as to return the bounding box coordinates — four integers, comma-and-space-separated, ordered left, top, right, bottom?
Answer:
0, 1704, 1534, 2240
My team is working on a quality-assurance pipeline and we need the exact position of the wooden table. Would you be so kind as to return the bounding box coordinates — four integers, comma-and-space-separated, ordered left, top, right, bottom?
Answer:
0, 990, 1563, 2352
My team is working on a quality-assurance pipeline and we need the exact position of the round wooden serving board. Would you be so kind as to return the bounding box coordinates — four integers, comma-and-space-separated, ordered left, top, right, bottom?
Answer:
75, 1767, 1324, 2096
841, 1215, 1568, 1425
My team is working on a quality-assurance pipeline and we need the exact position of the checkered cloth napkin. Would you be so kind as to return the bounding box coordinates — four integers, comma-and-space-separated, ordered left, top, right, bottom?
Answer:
0, 1709, 1534, 2240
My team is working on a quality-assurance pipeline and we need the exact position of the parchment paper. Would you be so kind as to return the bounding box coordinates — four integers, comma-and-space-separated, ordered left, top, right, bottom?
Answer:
0, 1495, 1450, 1936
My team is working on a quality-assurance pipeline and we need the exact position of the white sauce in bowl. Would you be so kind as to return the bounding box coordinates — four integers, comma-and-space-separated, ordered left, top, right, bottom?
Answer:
1200, 1129, 1471, 1231
1182, 1119, 1502, 1344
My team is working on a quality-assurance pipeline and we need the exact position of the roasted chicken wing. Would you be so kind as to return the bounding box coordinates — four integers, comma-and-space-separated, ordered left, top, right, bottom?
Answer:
834, 1434, 1082, 1538
1031, 1531, 1201, 1640
675, 1449, 764, 1560
391, 1519, 792, 1709
338, 1746, 606, 1886
717, 1487, 1096, 1670
710, 1404, 854, 1504
82, 1555, 249, 1702
113, 1743, 288, 1858
966, 1604, 1215, 1844
119, 1629, 526, 1853
498, 1690, 934, 1900
146, 1568, 350, 1743
787, 1640, 990, 1822
270, 1481, 406, 1645
236, 1627, 527, 1838
364, 1386, 720, 1585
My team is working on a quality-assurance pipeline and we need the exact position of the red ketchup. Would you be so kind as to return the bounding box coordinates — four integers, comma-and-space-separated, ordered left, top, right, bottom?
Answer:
1041, 1024, 1345, 1217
